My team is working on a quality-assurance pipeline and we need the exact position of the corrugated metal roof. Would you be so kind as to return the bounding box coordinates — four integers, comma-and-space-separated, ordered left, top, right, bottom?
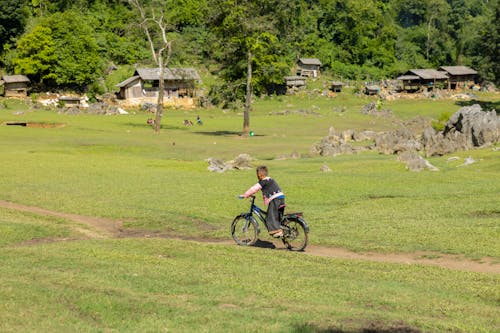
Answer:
439, 66, 477, 76
2, 75, 30, 83
408, 69, 449, 80
397, 75, 420, 80
134, 68, 200, 81
298, 58, 322, 66
116, 75, 140, 88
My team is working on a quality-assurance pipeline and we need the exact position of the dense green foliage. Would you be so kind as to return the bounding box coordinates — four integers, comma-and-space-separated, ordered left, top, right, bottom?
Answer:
0, 0, 498, 93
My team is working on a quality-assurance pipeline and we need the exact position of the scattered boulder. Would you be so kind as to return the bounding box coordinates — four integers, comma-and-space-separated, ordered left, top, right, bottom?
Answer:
480, 81, 497, 92
58, 102, 126, 115
397, 151, 439, 172
206, 154, 253, 172
353, 130, 378, 142
421, 127, 468, 157
443, 104, 499, 148
423, 104, 499, 156
311, 127, 356, 156
374, 127, 422, 154
276, 151, 301, 160
320, 164, 332, 172
311, 105, 498, 170
206, 158, 230, 173
229, 153, 252, 170
361, 102, 393, 117
457, 156, 476, 167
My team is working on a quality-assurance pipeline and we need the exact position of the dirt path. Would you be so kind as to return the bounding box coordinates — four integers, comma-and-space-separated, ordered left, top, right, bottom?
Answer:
1, 200, 498, 274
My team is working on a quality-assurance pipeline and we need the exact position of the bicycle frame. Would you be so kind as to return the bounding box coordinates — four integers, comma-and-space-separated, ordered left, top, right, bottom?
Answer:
244, 196, 266, 231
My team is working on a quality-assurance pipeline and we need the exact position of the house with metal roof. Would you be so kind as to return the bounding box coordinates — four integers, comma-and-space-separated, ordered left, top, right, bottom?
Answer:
297, 58, 322, 78
439, 66, 477, 89
116, 68, 201, 102
397, 69, 449, 92
0, 75, 30, 97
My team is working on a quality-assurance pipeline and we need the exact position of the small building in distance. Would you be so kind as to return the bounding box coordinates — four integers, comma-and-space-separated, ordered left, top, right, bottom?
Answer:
284, 76, 306, 90
397, 69, 449, 92
297, 58, 322, 78
330, 81, 343, 92
0, 75, 30, 98
439, 66, 477, 89
116, 68, 201, 107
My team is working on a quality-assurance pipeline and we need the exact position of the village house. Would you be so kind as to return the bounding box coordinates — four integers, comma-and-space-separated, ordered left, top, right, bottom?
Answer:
297, 58, 322, 78
0, 75, 30, 98
439, 66, 477, 90
116, 68, 201, 106
397, 69, 449, 92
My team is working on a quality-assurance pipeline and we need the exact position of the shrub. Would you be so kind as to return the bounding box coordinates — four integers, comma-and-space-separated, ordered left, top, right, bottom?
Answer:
432, 110, 454, 131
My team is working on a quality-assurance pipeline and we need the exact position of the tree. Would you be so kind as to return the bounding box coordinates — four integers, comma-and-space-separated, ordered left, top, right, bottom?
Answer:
128, 0, 173, 133
12, 10, 102, 90
0, 0, 29, 56
208, 0, 287, 135
12, 25, 57, 85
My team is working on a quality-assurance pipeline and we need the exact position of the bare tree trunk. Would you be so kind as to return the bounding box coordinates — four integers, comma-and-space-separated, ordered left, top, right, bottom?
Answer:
129, 0, 171, 134
243, 50, 252, 135
154, 56, 165, 133
426, 16, 435, 61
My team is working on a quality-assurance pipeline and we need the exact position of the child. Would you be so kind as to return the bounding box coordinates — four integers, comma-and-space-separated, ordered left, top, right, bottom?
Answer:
240, 166, 285, 237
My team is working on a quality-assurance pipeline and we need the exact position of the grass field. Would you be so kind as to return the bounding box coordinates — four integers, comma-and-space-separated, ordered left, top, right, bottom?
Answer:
0, 91, 499, 332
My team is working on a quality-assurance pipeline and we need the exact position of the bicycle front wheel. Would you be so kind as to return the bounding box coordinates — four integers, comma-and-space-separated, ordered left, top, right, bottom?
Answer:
231, 215, 259, 246
282, 217, 308, 251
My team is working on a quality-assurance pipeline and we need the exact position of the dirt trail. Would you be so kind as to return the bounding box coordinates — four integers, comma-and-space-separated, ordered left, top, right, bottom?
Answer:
1, 200, 498, 274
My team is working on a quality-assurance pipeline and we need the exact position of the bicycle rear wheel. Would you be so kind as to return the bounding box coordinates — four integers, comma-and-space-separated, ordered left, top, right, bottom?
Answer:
231, 215, 259, 246
282, 217, 308, 251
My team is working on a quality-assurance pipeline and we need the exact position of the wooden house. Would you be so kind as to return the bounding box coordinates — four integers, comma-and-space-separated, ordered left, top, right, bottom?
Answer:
0, 75, 30, 97
116, 68, 200, 101
297, 58, 322, 77
439, 66, 477, 89
397, 69, 449, 92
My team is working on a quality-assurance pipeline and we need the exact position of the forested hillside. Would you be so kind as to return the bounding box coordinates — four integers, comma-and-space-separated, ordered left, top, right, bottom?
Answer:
1, 0, 498, 99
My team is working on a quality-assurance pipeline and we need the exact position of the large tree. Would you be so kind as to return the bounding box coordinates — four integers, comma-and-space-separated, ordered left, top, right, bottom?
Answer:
12, 10, 103, 90
0, 0, 29, 59
208, 0, 288, 135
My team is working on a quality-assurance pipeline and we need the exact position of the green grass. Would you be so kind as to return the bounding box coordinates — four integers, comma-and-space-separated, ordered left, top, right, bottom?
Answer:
0, 92, 499, 332
0, 235, 498, 332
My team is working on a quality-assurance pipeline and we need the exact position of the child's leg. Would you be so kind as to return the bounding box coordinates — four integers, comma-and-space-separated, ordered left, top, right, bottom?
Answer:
266, 198, 284, 234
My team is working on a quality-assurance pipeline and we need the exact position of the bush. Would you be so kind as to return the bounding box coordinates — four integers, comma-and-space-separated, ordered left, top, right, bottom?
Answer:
432, 110, 454, 131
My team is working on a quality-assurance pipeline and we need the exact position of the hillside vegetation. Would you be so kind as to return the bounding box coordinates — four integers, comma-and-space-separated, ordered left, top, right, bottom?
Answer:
1, 0, 499, 100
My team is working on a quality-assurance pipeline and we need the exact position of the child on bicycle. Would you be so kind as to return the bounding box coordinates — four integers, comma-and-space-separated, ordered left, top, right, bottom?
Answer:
240, 165, 285, 238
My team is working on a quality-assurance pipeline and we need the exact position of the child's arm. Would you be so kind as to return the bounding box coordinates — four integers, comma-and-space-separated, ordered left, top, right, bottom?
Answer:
240, 183, 262, 198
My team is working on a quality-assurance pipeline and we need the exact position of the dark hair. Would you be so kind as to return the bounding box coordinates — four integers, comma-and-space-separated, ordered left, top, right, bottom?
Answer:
256, 165, 268, 176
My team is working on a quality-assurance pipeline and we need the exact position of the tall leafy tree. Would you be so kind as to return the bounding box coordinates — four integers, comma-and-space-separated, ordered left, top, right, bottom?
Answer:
12, 25, 57, 86
208, 0, 289, 134
0, 0, 29, 57
12, 10, 103, 89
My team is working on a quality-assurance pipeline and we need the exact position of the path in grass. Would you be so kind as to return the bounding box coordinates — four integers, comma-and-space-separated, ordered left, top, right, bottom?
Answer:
1, 199, 498, 274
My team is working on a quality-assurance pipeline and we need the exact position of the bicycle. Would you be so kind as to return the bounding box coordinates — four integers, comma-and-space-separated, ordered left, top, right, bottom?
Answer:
231, 195, 309, 251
